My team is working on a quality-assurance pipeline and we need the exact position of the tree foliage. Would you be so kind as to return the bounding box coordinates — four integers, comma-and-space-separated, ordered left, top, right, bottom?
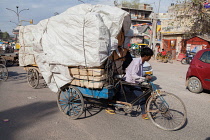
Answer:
0, 32, 10, 41
175, 0, 210, 37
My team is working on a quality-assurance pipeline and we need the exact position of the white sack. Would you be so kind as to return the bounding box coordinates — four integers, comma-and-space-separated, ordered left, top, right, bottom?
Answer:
19, 46, 36, 66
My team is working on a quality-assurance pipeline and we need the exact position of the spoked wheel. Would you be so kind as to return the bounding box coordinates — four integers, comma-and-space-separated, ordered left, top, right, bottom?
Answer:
27, 68, 39, 88
147, 92, 187, 131
0, 64, 8, 81
181, 58, 187, 65
168, 56, 173, 64
57, 86, 84, 120
0, 57, 6, 66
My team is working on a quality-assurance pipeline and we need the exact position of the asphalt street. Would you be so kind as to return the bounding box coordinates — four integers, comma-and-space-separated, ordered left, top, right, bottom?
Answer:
0, 59, 210, 140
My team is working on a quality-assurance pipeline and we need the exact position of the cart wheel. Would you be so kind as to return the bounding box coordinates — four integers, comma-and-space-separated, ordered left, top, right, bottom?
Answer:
57, 86, 84, 119
6, 60, 14, 67
0, 64, 8, 81
27, 68, 39, 88
0, 57, 6, 66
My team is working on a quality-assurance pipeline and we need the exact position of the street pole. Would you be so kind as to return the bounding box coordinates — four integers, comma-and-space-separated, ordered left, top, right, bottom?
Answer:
151, 0, 161, 59
152, 14, 157, 58
6, 6, 29, 25
6, 6, 29, 44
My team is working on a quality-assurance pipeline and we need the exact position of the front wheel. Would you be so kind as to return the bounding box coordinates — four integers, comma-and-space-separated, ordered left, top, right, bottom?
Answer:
181, 58, 187, 65
146, 92, 187, 131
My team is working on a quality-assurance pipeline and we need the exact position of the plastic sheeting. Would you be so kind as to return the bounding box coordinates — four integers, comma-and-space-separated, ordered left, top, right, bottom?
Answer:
19, 4, 131, 92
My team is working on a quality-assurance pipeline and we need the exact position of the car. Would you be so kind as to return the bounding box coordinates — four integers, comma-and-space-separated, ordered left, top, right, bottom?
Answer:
186, 48, 210, 93
143, 61, 153, 76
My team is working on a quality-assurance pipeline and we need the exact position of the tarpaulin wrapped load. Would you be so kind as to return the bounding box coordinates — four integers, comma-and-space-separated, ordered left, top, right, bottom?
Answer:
19, 4, 131, 92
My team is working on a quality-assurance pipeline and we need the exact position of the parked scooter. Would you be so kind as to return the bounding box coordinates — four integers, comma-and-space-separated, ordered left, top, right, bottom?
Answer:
181, 51, 195, 65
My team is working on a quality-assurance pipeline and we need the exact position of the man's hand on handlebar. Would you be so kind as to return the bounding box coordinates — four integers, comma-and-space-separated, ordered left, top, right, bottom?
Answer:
145, 75, 152, 80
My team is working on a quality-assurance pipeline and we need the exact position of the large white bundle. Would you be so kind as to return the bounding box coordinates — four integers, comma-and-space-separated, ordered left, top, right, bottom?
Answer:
19, 4, 131, 92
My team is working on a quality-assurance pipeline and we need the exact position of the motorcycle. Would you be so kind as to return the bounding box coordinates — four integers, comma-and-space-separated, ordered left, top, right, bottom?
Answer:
181, 51, 195, 65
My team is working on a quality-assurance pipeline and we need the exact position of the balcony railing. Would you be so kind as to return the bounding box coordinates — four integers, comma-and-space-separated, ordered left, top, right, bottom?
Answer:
131, 16, 152, 21
119, 4, 153, 11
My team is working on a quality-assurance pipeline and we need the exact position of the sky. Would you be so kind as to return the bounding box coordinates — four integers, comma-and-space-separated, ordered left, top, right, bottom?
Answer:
0, 0, 175, 35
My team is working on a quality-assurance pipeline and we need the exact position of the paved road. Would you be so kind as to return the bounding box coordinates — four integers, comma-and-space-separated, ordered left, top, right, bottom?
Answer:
0, 60, 210, 140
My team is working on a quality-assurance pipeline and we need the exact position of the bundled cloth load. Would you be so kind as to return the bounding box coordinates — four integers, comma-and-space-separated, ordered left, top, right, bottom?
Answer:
18, 4, 131, 92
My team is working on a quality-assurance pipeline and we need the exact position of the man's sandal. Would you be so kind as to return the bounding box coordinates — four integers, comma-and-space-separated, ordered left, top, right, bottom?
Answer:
142, 114, 149, 120
105, 109, 116, 114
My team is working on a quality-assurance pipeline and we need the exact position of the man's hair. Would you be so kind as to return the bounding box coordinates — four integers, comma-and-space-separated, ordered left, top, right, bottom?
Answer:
141, 47, 154, 57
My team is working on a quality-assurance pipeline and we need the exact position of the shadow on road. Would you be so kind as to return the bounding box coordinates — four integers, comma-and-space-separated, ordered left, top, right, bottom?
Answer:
0, 101, 57, 139
7, 71, 27, 81
203, 89, 210, 94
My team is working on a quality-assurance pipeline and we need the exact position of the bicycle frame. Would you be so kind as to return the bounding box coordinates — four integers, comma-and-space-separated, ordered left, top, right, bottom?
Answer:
149, 81, 169, 111
113, 80, 169, 112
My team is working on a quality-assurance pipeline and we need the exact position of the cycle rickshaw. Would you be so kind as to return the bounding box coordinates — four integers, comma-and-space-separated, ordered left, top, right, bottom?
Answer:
57, 57, 187, 131
156, 51, 173, 63
130, 43, 148, 57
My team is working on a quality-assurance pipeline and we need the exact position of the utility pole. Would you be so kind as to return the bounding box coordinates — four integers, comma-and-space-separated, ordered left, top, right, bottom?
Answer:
151, 0, 161, 59
78, 0, 85, 3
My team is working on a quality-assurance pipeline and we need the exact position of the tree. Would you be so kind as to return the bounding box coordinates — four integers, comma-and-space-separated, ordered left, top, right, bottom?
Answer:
175, 0, 210, 37
0, 32, 10, 41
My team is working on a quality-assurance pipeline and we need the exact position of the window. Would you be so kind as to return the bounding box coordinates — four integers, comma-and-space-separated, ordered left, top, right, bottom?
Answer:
200, 51, 210, 63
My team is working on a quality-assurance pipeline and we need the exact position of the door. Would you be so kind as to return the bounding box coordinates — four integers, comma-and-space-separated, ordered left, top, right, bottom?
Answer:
196, 51, 210, 90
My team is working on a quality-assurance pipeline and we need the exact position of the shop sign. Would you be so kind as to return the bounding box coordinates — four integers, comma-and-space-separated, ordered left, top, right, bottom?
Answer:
204, 3, 210, 8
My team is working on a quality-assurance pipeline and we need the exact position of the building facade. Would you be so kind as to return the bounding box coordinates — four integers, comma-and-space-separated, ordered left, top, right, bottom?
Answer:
117, 2, 153, 46
118, 3, 153, 26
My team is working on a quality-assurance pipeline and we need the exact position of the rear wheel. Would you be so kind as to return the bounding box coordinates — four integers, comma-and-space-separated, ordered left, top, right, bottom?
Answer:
57, 86, 84, 119
0, 64, 8, 81
187, 77, 203, 93
6, 60, 14, 67
0, 57, 6, 66
147, 92, 187, 131
27, 68, 39, 88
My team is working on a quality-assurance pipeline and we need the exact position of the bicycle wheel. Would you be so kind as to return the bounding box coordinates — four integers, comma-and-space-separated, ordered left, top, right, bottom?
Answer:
147, 92, 187, 131
0, 57, 6, 66
168, 55, 173, 64
27, 68, 39, 88
57, 86, 84, 119
0, 64, 8, 81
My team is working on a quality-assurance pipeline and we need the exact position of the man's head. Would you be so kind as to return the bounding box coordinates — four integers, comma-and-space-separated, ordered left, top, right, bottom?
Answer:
141, 47, 154, 62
